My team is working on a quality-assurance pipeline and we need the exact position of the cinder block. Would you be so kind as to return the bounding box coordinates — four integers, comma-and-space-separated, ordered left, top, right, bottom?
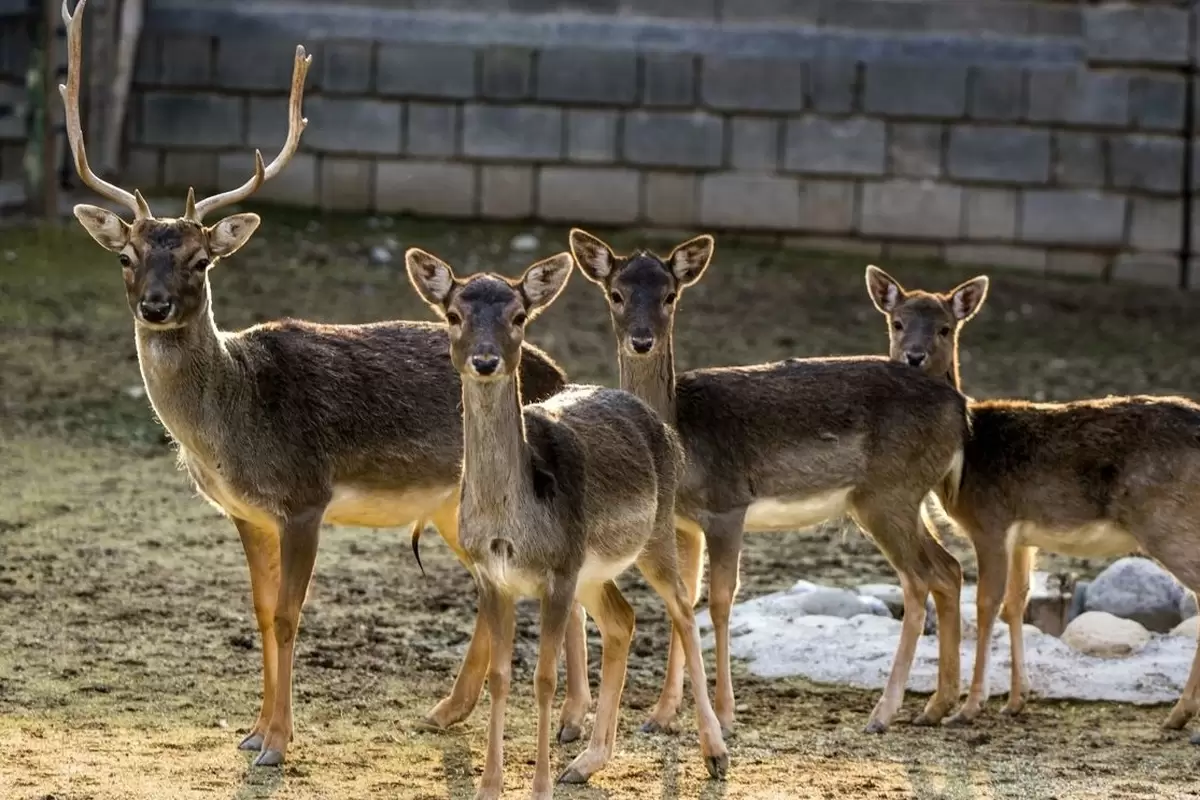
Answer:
784, 117, 885, 176
377, 44, 476, 99
720, 0, 820, 24
944, 244, 1046, 272
796, 179, 856, 233
159, 36, 213, 87
216, 37, 317, 91
1131, 75, 1186, 132
1129, 197, 1183, 253
481, 47, 533, 101
567, 110, 618, 163
480, 165, 534, 219
246, 97, 288, 150
1085, 5, 1189, 66
947, 126, 1050, 184
624, 111, 723, 168
783, 235, 882, 258
642, 54, 695, 107
883, 242, 942, 262
963, 187, 1017, 241
1112, 252, 1181, 287
322, 41, 373, 95
305, 98, 402, 155
1027, 70, 1129, 128
621, 0, 717, 18
406, 103, 458, 157
163, 152, 218, 191
1046, 251, 1108, 280
538, 167, 641, 224
124, 148, 161, 191
141, 93, 242, 148
320, 158, 372, 211
1019, 190, 1126, 247
1109, 135, 1185, 194
701, 57, 806, 112
863, 60, 968, 118
1053, 132, 1105, 188
644, 172, 698, 227
700, 173, 799, 230
538, 49, 637, 105
887, 123, 942, 178
463, 105, 562, 160
217, 152, 317, 206
808, 59, 857, 114
968, 66, 1023, 122
824, 0, 927, 32
375, 160, 476, 217
730, 118, 778, 171
859, 180, 962, 239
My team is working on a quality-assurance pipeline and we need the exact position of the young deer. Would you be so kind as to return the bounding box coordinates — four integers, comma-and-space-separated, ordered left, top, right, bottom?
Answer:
866, 265, 1200, 738
405, 249, 728, 799
569, 229, 971, 736
58, 0, 595, 765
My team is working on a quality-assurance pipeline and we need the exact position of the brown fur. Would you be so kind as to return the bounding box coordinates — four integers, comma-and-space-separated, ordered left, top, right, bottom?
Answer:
570, 229, 972, 736
406, 249, 728, 798
866, 265, 1200, 739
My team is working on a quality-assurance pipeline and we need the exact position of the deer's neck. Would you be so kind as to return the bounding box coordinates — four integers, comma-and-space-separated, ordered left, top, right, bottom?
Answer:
618, 339, 677, 426
460, 375, 533, 518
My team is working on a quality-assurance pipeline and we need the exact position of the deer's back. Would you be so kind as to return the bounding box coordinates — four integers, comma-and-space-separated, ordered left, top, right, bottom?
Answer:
673, 356, 968, 521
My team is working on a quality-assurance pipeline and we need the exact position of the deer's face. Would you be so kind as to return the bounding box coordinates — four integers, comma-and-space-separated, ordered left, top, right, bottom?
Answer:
446, 277, 530, 381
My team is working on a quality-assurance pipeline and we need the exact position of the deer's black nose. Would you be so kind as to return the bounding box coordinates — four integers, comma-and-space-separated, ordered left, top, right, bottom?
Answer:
138, 298, 173, 324
905, 351, 927, 367
471, 354, 500, 376
629, 335, 654, 354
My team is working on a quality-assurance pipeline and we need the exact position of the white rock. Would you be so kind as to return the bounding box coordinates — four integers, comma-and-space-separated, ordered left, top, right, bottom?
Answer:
1084, 557, 1183, 633
367, 245, 393, 265
510, 233, 540, 252
1170, 616, 1199, 639
1062, 611, 1151, 658
858, 596, 893, 618
857, 583, 903, 616
1179, 591, 1197, 621
789, 579, 821, 594
792, 588, 872, 618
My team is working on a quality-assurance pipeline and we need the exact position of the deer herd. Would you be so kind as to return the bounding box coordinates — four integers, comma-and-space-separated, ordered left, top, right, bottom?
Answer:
52, 1, 1200, 796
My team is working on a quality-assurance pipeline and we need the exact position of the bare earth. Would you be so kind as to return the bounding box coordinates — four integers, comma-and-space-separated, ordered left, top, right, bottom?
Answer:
3, 210, 1200, 800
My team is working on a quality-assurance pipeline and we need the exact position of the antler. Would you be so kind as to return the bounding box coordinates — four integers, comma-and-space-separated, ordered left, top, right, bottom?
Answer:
189, 45, 312, 222
60, 0, 151, 219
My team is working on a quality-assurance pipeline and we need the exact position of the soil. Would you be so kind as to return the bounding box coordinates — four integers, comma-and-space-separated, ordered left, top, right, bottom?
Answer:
3, 209, 1200, 799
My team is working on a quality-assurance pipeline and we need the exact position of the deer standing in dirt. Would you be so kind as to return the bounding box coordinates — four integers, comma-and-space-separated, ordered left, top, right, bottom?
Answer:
569, 229, 971, 736
865, 265, 1200, 739
405, 248, 728, 799
59, 0, 595, 765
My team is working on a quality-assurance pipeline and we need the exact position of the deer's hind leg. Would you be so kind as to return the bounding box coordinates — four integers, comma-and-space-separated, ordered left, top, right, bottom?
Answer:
233, 518, 282, 753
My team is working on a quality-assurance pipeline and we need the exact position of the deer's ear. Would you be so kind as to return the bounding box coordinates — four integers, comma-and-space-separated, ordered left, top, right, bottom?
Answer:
569, 228, 617, 284
865, 265, 906, 315
520, 252, 573, 320
74, 204, 130, 252
206, 213, 261, 258
405, 249, 457, 312
667, 234, 714, 287
949, 275, 989, 321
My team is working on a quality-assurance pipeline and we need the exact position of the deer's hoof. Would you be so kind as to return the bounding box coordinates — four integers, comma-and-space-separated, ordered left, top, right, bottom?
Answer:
943, 712, 975, 728
558, 768, 588, 785
237, 732, 264, 751
1000, 701, 1025, 717
640, 718, 673, 735
252, 748, 285, 767
864, 719, 888, 735
704, 753, 729, 781
557, 723, 582, 744
912, 713, 938, 727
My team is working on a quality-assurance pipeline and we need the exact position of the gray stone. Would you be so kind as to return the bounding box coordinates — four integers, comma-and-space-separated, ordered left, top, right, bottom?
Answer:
859, 596, 893, 618
1084, 556, 1184, 633
1032, 4, 1082, 37
1110, 135, 1185, 194
159, 36, 212, 86
218, 152, 317, 207
141, 93, 242, 148
368, 245, 394, 266
567, 110, 618, 163
1131, 75, 1186, 133
1020, 190, 1126, 247
481, 47, 533, 100
796, 179, 855, 233
480, 165, 534, 219
321, 41, 372, 94
963, 187, 1017, 241
463, 105, 562, 160
856, 583, 904, 617
642, 54, 695, 108
1028, 70, 1129, 128
784, 117, 885, 176
792, 588, 873, 619
968, 66, 1023, 122
620, 0, 717, 19
306, 98, 402, 155
1053, 133, 1106, 188
701, 57, 806, 112
1113, 252, 1181, 287
887, 123, 942, 178
538, 167, 640, 224
928, 3, 1030, 36
700, 173, 799, 230
1062, 611, 1151, 658
320, 158, 372, 211
863, 61, 967, 118
944, 244, 1046, 272
859, 180, 962, 239
1130, 198, 1183, 253
163, 152, 217, 191
947, 126, 1050, 184
729, 118, 778, 171
1068, 580, 1090, 625
538, 49, 637, 105
644, 172, 698, 227
406, 103, 458, 157
824, 0, 927, 32
215, 37, 315, 91
623, 111, 723, 168
719, 0, 820, 24
375, 160, 476, 217
377, 44, 476, 99
1180, 591, 1197, 621
808, 59, 857, 114
1085, 5, 1189, 66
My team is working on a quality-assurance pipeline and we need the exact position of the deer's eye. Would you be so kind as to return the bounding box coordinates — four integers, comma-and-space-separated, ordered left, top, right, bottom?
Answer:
445, 311, 462, 326
664, 292, 677, 306
513, 312, 528, 327
939, 326, 952, 337
118, 254, 132, 268
609, 291, 623, 306
194, 258, 210, 272
891, 320, 903, 331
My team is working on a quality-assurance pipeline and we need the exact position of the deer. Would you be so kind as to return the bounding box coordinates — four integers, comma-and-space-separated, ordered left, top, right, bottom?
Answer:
57, 0, 596, 766
568, 229, 972, 737
865, 264, 1200, 739
405, 248, 728, 799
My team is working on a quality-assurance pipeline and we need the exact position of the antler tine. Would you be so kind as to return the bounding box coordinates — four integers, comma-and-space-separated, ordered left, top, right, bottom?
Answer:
59, 0, 149, 218
190, 45, 312, 222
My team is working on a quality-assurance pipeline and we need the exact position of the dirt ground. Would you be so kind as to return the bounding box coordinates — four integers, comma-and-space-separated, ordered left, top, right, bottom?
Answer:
4, 209, 1200, 800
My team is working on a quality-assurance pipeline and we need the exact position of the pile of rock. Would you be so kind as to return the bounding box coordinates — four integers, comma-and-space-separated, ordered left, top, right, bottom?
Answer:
1064, 557, 1196, 657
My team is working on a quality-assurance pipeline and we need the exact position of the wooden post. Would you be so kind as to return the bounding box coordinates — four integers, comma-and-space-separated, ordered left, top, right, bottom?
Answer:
39, 0, 57, 218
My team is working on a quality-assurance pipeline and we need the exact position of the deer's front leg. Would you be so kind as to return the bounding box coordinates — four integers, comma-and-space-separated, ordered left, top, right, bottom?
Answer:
233, 518, 282, 753
255, 506, 323, 767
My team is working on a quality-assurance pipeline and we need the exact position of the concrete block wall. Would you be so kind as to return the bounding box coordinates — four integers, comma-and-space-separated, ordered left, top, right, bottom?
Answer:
0, 13, 29, 186
109, 0, 1200, 285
